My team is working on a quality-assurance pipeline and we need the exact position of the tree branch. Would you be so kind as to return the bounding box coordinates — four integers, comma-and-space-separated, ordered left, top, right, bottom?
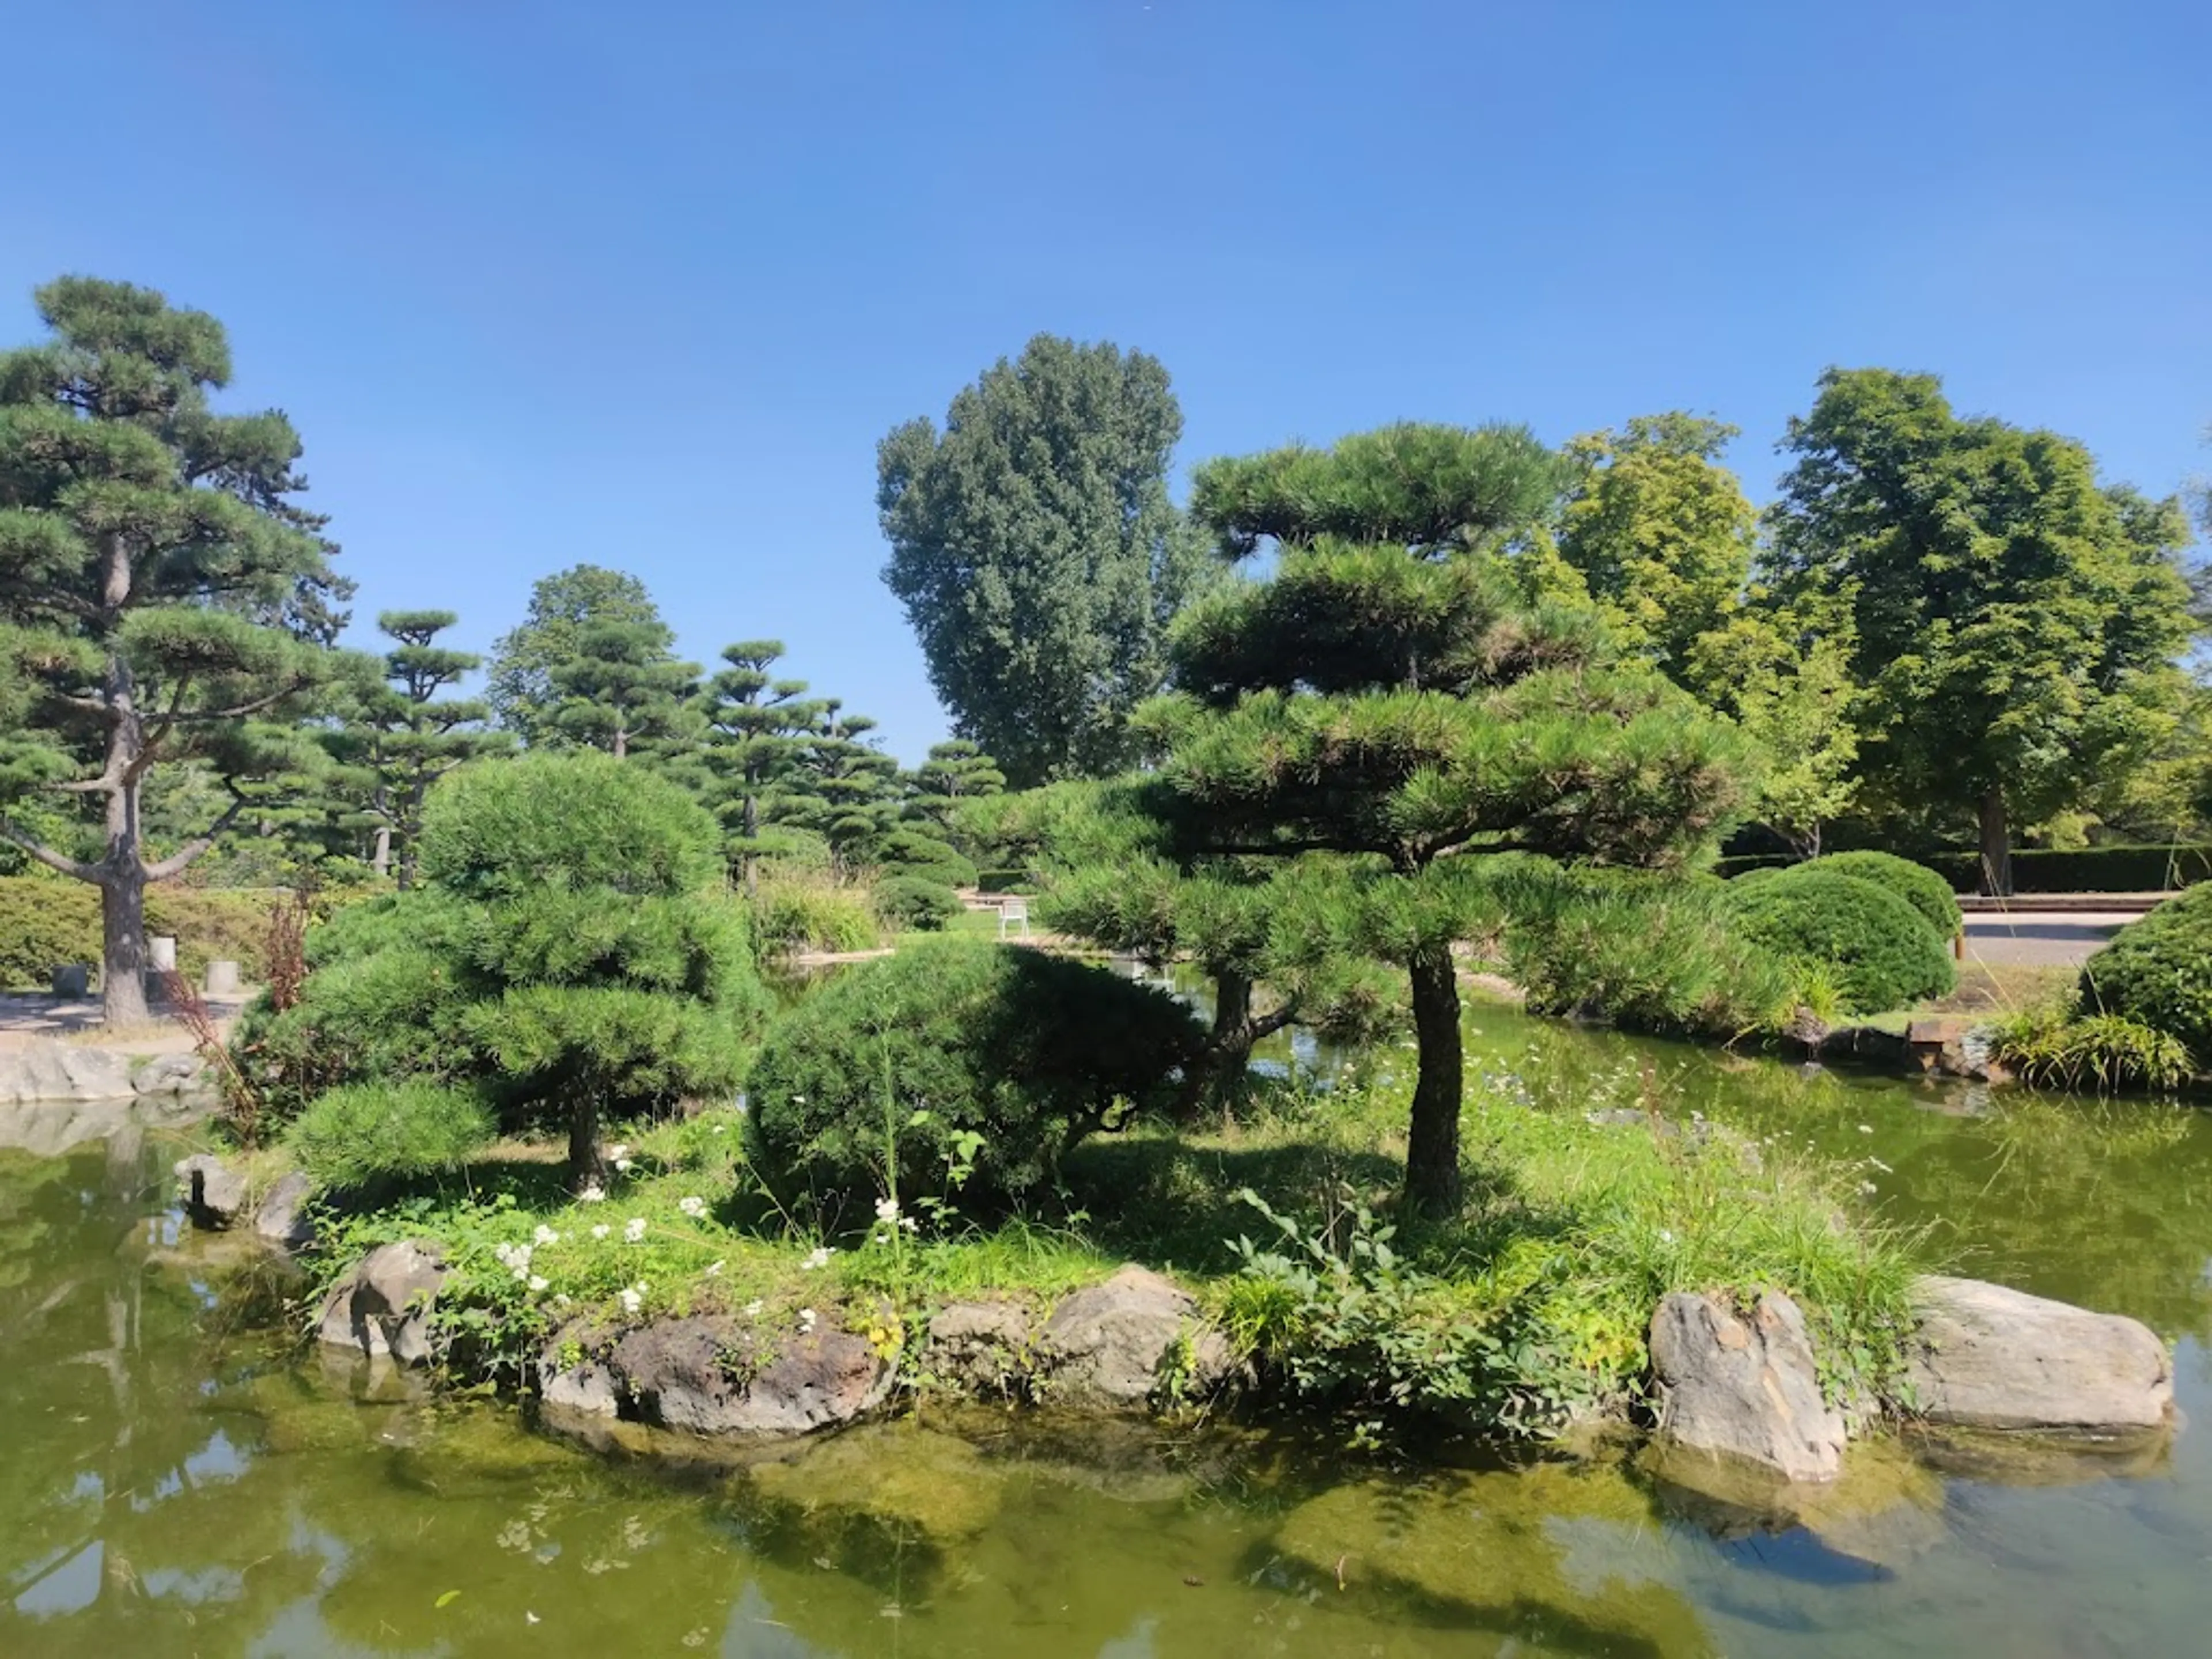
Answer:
132, 675, 195, 780
0, 820, 99, 882
142, 782, 251, 881
169, 677, 311, 724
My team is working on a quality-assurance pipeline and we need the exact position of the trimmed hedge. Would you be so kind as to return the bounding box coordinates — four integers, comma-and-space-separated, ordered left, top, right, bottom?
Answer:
876, 874, 964, 932
1718, 844, 2212, 895
1800, 851, 1962, 938
2079, 886, 2212, 1066
744, 940, 1205, 1222
0, 876, 279, 990
1719, 868, 1955, 1013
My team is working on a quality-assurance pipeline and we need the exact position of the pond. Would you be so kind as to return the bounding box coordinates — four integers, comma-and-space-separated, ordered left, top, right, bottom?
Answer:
2, 1006, 2208, 1656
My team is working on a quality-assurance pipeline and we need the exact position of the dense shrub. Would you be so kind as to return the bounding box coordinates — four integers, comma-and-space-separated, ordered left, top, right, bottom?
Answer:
873, 828, 978, 891
1719, 845, 2212, 895
751, 870, 880, 955
1799, 851, 1962, 938
745, 940, 1205, 1221
2078, 886, 2212, 1065
283, 1081, 496, 1189
0, 876, 281, 988
1719, 869, 1955, 1013
1505, 870, 1797, 1039
236, 753, 769, 1176
876, 874, 964, 932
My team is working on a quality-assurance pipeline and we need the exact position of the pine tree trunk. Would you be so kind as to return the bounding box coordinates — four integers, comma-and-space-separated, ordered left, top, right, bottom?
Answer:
1177, 968, 1256, 1118
1978, 789, 2012, 897
1403, 944, 1464, 1218
371, 823, 392, 881
568, 1089, 605, 1194
99, 853, 150, 1025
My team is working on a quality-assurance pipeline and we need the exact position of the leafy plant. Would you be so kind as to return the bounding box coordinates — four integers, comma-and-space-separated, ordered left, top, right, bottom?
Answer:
751, 869, 880, 955
1991, 1006, 2195, 1094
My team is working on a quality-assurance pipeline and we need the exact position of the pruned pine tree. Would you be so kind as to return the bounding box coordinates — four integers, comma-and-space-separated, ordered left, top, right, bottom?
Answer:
550, 619, 699, 761
0, 278, 351, 1024
697, 639, 826, 890
1160, 423, 1749, 1215
781, 699, 899, 870
486, 564, 663, 746
328, 609, 508, 885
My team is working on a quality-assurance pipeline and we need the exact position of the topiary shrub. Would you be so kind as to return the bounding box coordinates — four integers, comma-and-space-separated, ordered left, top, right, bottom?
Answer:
876, 874, 964, 933
2079, 885, 2212, 1065
283, 1081, 496, 1190
1802, 851, 1962, 939
744, 940, 1205, 1222
874, 828, 978, 891
1718, 868, 1955, 1013
234, 752, 769, 1185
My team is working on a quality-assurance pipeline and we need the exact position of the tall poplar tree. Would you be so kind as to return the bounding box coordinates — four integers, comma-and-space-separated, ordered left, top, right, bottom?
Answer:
0, 278, 347, 1023
1161, 423, 1747, 1215
878, 335, 1210, 786
1767, 369, 2196, 892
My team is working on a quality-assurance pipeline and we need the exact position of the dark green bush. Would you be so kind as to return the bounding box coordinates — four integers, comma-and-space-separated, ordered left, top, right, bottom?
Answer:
1720, 845, 2212, 895
2079, 886, 2212, 1065
1719, 868, 1955, 1013
236, 753, 768, 1175
745, 940, 1205, 1222
874, 828, 978, 891
1799, 852, 1961, 938
877, 874, 964, 932
0, 875, 281, 988
283, 1081, 496, 1189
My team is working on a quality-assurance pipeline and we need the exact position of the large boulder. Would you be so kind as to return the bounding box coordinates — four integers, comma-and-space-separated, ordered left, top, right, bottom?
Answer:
253, 1171, 316, 1252
542, 1313, 892, 1438
922, 1298, 1033, 1396
176, 1152, 251, 1230
133, 1053, 211, 1096
1038, 1264, 1232, 1406
317, 1241, 447, 1366
1904, 1275, 2172, 1433
1649, 1289, 1848, 1483
0, 1043, 132, 1105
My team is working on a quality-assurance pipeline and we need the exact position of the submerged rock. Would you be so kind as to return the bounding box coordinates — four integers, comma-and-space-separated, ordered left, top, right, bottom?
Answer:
1904, 1275, 2172, 1433
749, 1422, 1007, 1541
1646, 1433, 1946, 1570
543, 1312, 892, 1440
317, 1241, 448, 1366
176, 1151, 250, 1229
1038, 1264, 1232, 1406
1649, 1290, 1847, 1483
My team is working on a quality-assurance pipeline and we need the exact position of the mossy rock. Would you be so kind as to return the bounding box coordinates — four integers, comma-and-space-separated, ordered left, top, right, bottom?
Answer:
748, 1422, 1007, 1543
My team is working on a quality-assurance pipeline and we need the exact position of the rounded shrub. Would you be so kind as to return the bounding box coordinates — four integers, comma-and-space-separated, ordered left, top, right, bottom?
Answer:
877, 874, 964, 933
745, 940, 1205, 1221
283, 1081, 495, 1189
1719, 868, 1955, 1013
1803, 851, 1962, 939
2079, 885, 2212, 1065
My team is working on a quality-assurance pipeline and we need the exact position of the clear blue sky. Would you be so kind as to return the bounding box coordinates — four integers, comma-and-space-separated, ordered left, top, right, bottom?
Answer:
8, 1, 2207, 763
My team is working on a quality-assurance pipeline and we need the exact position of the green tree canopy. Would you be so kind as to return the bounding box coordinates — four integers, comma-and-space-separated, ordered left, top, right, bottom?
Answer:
695, 638, 827, 887
1766, 368, 2198, 892
549, 618, 700, 760
1160, 423, 1747, 1214
877, 334, 1210, 786
0, 276, 351, 1022
486, 564, 665, 745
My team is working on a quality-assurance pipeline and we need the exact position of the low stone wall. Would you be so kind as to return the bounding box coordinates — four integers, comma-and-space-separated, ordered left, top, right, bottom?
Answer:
0, 1043, 210, 1105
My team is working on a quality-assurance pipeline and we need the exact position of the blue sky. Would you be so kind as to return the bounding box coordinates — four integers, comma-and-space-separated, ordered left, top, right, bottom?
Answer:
8, 1, 2207, 763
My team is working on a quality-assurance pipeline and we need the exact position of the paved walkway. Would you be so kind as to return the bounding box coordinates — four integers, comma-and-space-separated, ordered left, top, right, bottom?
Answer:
0, 990, 252, 1054
1960, 912, 2139, 968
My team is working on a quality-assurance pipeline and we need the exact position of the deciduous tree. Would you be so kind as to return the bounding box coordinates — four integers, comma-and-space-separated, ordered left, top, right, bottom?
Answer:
486, 565, 664, 746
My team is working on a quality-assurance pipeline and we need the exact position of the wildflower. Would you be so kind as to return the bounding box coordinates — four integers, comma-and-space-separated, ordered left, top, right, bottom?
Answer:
902, 1215, 919, 1233
554, 1294, 573, 1309
624, 1217, 649, 1244
528, 1275, 550, 1293
512, 1268, 528, 1283
533, 1225, 560, 1247
609, 1143, 630, 1162
798, 1307, 817, 1335
1658, 1228, 1676, 1245
744, 1300, 764, 1317
615, 1158, 636, 1175
579, 1184, 607, 1204
874, 1196, 901, 1226
801, 1245, 833, 1271
1858, 1180, 1879, 1196
710, 1122, 728, 1134
705, 1260, 725, 1277
678, 1196, 708, 1219
591, 1223, 612, 1241
1857, 1124, 1874, 1135
618, 1286, 643, 1316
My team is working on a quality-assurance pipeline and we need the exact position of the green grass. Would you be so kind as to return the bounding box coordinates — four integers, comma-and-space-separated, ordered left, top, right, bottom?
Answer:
305, 1050, 1920, 1428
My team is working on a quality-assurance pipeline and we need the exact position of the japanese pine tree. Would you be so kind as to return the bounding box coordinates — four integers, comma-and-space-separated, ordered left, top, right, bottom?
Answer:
327, 609, 508, 885
550, 619, 699, 760
696, 639, 825, 889
0, 278, 349, 1023
1164, 423, 1748, 1214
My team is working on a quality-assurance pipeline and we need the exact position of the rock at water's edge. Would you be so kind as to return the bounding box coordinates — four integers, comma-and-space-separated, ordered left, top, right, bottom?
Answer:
134, 1053, 210, 1096
1904, 1275, 2172, 1433
0, 1044, 133, 1105
176, 1152, 250, 1230
923, 1299, 1033, 1395
543, 1313, 891, 1439
253, 1171, 315, 1252
1039, 1264, 1233, 1406
1649, 1289, 1847, 1483
317, 1241, 447, 1366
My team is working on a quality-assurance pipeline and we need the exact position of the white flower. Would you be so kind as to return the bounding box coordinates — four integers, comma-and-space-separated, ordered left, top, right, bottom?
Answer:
615, 1158, 635, 1174
624, 1217, 649, 1244
705, 1260, 725, 1277
512, 1268, 528, 1283
609, 1143, 630, 1162
533, 1225, 560, 1247
797, 1307, 817, 1335
528, 1275, 550, 1293
901, 1215, 919, 1233
1858, 1180, 1879, 1196
1658, 1228, 1676, 1245
710, 1122, 728, 1134
874, 1196, 901, 1225
801, 1246, 832, 1271
743, 1300, 764, 1318
591, 1223, 612, 1241
554, 1294, 572, 1309
618, 1286, 643, 1316
678, 1196, 708, 1219
1857, 1124, 1874, 1135
579, 1184, 607, 1204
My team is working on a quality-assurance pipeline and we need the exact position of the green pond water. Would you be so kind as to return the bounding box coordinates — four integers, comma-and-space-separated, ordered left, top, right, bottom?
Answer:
4, 1007, 2210, 1656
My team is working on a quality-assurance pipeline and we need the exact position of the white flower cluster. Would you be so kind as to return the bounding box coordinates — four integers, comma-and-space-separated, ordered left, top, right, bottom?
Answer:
493, 1238, 554, 1294
618, 1282, 649, 1316
873, 1196, 919, 1234
624, 1217, 649, 1244
797, 1308, 817, 1335
677, 1195, 708, 1219
579, 1183, 607, 1204
801, 1245, 834, 1271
